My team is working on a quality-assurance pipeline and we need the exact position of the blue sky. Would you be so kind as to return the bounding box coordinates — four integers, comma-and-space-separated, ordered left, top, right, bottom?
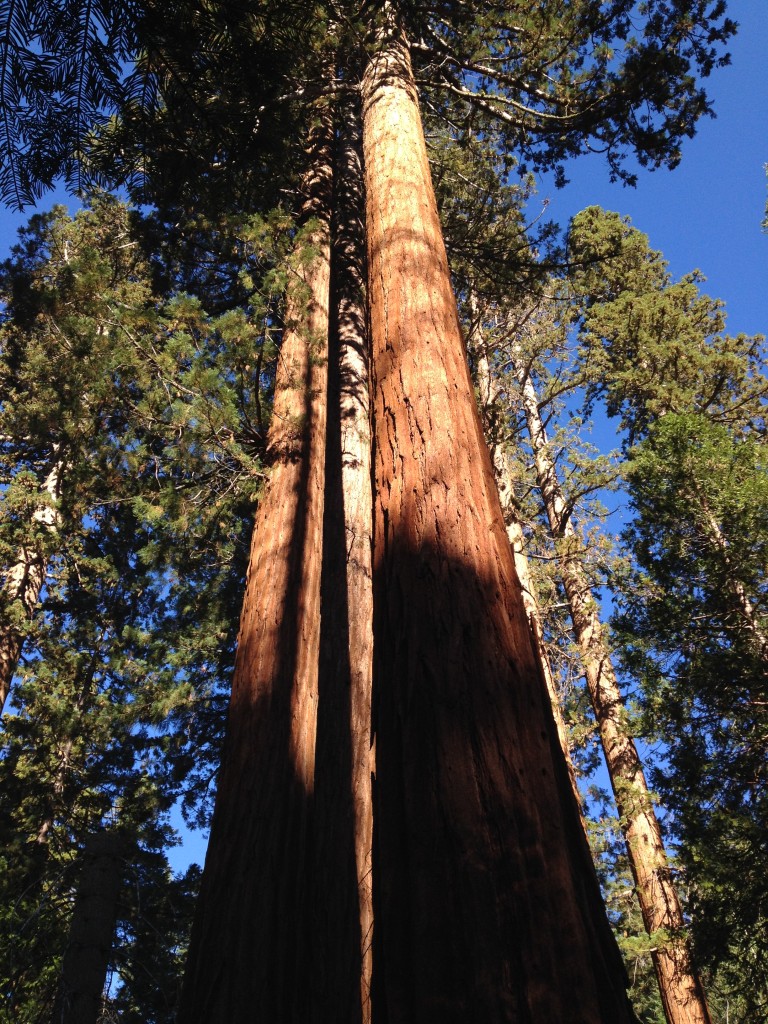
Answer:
2, 3, 765, 335
534, 0, 767, 341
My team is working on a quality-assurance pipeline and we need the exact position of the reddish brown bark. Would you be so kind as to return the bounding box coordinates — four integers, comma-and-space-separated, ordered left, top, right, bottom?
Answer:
361, 24, 637, 1022
514, 356, 712, 1024
312, 100, 375, 1024
177, 117, 333, 1024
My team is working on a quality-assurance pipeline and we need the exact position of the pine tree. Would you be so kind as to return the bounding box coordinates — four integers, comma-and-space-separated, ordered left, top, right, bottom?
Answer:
509, 314, 711, 1024
568, 206, 767, 1021
615, 416, 768, 1022
0, 196, 286, 1021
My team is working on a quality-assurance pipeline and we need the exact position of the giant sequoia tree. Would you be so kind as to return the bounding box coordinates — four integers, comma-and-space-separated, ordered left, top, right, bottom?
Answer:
0, 0, 738, 1021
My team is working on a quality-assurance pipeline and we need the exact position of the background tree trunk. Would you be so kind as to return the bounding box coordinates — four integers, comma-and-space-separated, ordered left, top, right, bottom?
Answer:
361, 21, 637, 1022
693, 485, 768, 656
178, 112, 333, 1024
513, 356, 713, 1024
0, 453, 63, 711
472, 332, 579, 800
52, 830, 125, 1024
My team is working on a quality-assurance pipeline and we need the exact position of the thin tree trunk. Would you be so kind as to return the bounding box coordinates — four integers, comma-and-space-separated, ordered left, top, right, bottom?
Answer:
312, 97, 375, 1024
0, 452, 63, 710
361, 17, 637, 1021
178, 112, 333, 1023
693, 484, 768, 656
513, 357, 713, 1024
52, 830, 125, 1024
472, 332, 579, 799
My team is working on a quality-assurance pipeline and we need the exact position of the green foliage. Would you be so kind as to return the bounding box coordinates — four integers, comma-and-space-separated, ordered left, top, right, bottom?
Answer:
0, 194, 302, 1019
109, 859, 201, 1023
566, 207, 768, 1019
587, 794, 667, 1024
463, 190, 767, 1019
0, 1, 755, 1016
568, 206, 767, 443
0, 0, 736, 205
402, 0, 736, 185
613, 414, 768, 1015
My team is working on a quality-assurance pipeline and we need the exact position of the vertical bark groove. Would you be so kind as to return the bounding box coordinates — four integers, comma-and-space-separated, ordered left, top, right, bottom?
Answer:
178, 111, 333, 1024
313, 95, 375, 1024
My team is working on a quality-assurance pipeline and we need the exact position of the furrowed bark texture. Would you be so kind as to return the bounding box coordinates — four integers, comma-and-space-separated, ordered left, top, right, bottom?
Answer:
515, 361, 712, 1024
361, 28, 637, 1023
0, 455, 62, 711
52, 831, 124, 1024
178, 117, 333, 1024
312, 99, 375, 1024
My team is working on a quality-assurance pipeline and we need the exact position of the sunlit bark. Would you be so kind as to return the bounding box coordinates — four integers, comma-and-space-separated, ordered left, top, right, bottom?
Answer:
693, 485, 768, 657
473, 336, 579, 803
178, 112, 333, 1023
312, 99, 375, 1024
0, 452, 63, 711
361, 17, 637, 1020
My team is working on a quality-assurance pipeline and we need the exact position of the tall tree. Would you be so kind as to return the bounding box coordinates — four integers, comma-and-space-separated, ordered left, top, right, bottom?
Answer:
359, 14, 634, 1018
470, 316, 579, 799
566, 208, 767, 1019
0, 197, 152, 709
52, 828, 127, 1024
311, 96, 375, 1023
505, 307, 712, 1024
615, 416, 768, 1021
0, 196, 278, 1022
178, 108, 335, 1022
0, 0, 741, 1019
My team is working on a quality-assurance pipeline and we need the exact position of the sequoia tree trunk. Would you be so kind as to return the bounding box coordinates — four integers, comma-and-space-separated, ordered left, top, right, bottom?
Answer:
513, 357, 713, 1024
0, 452, 63, 711
52, 830, 125, 1024
312, 98, 375, 1024
177, 113, 333, 1023
361, 17, 637, 1022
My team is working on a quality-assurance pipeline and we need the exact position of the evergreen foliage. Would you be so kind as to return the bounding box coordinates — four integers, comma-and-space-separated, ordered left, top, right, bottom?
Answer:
0, 195, 298, 1019
567, 206, 768, 1019
615, 415, 768, 1018
0, 0, 736, 205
